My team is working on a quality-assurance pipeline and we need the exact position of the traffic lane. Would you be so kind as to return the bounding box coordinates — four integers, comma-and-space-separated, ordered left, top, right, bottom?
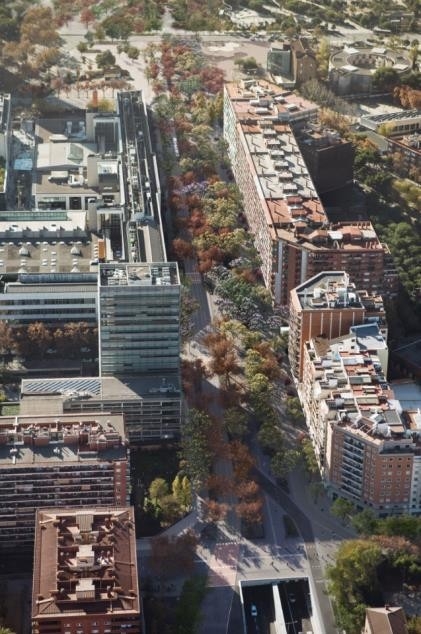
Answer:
254, 467, 337, 634
243, 584, 275, 634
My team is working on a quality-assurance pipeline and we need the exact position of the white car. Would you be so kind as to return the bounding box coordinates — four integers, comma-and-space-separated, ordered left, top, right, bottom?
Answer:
251, 604, 258, 617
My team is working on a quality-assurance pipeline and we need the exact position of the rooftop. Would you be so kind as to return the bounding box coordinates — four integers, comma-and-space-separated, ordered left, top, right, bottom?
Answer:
226, 81, 383, 253
291, 271, 364, 310
361, 109, 421, 123
365, 606, 408, 634
99, 262, 179, 287
20, 374, 181, 416
32, 507, 140, 621
0, 413, 126, 466
291, 271, 384, 312
0, 227, 101, 275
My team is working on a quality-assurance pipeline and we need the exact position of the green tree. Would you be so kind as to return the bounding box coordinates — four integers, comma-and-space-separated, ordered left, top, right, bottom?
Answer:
301, 439, 319, 477
180, 409, 213, 486
327, 540, 384, 633
175, 576, 207, 634
96, 50, 116, 69
309, 481, 325, 502
126, 45, 140, 60
372, 66, 400, 91
378, 515, 421, 540
331, 497, 355, 522
224, 407, 248, 438
351, 509, 378, 535
149, 478, 169, 504
316, 38, 331, 80
270, 448, 301, 478
257, 422, 284, 455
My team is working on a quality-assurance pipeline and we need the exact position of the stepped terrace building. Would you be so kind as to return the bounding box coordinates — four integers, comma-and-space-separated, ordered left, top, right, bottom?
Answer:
0, 413, 128, 551
32, 507, 141, 634
223, 79, 396, 304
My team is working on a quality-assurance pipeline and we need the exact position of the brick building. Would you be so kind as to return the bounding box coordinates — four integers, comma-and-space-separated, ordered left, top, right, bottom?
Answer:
0, 413, 128, 551
289, 271, 387, 380
223, 80, 397, 305
300, 326, 421, 515
32, 507, 141, 634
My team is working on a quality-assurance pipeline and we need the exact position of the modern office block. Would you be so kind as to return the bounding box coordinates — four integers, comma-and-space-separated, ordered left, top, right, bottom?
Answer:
98, 262, 180, 376
21, 375, 182, 443
32, 506, 141, 634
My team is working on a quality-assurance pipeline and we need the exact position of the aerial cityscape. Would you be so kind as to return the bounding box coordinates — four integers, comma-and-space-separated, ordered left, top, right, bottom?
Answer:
1, 0, 421, 633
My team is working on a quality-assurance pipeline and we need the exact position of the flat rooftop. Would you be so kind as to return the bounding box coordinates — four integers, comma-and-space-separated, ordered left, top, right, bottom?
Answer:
99, 262, 179, 287
0, 229, 100, 275
292, 271, 364, 310
362, 109, 421, 123
20, 374, 181, 416
0, 412, 126, 466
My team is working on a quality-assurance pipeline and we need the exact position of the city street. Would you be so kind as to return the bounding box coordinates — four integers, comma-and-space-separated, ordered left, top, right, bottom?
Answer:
51, 12, 353, 634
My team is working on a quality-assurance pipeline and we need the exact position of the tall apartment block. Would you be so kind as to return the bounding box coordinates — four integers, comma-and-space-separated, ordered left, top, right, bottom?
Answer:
300, 325, 421, 515
289, 271, 387, 380
296, 123, 355, 193
223, 79, 397, 304
0, 413, 128, 551
32, 507, 141, 634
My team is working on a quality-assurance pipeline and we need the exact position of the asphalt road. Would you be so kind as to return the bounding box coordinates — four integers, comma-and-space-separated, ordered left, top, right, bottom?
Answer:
253, 467, 339, 634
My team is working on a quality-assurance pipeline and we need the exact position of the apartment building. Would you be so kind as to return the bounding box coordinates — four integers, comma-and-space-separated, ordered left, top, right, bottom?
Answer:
300, 325, 421, 515
223, 80, 395, 305
289, 271, 387, 380
386, 133, 421, 180
32, 507, 141, 634
0, 413, 128, 551
296, 124, 355, 193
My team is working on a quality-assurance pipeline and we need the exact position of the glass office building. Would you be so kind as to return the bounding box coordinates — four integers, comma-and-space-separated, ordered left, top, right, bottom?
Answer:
99, 262, 180, 376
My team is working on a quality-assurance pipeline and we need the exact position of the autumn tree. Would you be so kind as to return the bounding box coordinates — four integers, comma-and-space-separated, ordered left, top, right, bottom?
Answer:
203, 499, 229, 523
0, 322, 15, 359
204, 329, 240, 386
26, 322, 52, 357
229, 440, 255, 482
181, 358, 208, 406
235, 498, 263, 524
